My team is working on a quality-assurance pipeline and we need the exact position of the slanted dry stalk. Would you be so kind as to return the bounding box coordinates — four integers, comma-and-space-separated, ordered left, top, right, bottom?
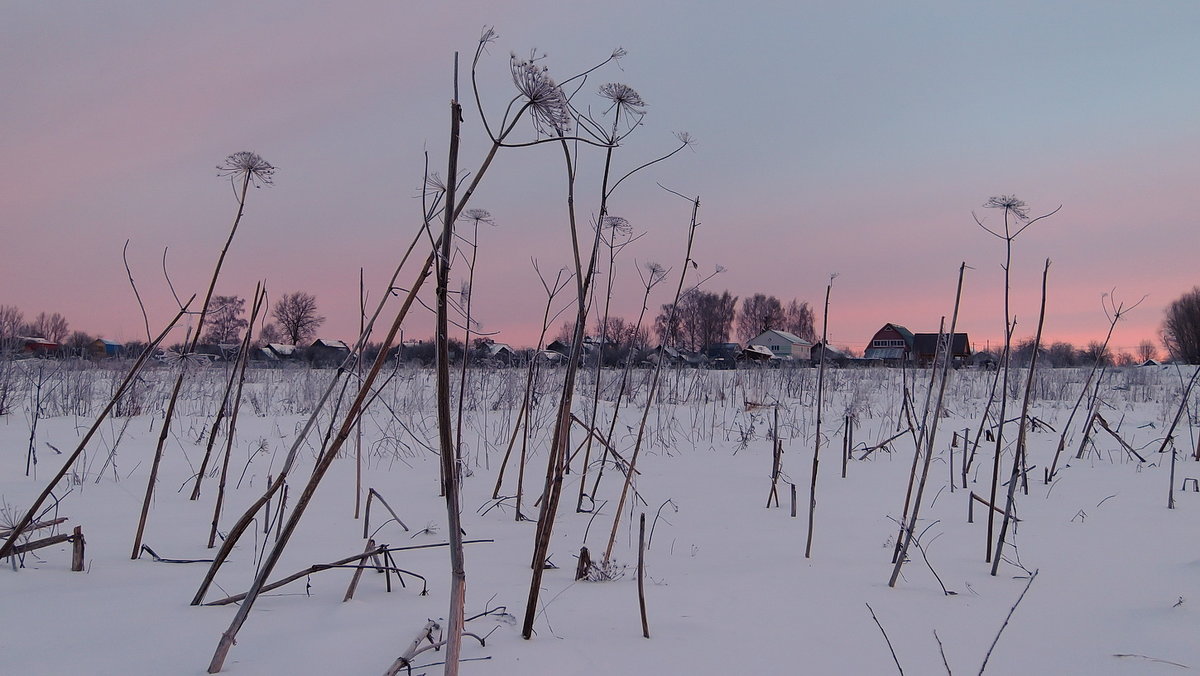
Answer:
191, 282, 265, 501
0, 299, 193, 561
586, 261, 667, 509
1160, 366, 1200, 509
522, 80, 688, 638
133, 153, 272, 559
963, 364, 1003, 487
1046, 293, 1139, 480
355, 268, 365, 518
602, 195, 699, 566
453, 209, 493, 497
206, 284, 267, 548
805, 274, 835, 559
892, 318, 944, 565
891, 263, 966, 586
575, 217, 634, 508
493, 263, 569, 507
207, 248, 438, 672
991, 259, 1050, 575
206, 31, 546, 669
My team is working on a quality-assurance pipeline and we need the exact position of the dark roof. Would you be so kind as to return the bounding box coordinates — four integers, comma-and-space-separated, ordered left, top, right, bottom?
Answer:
887, 324, 915, 343
864, 347, 907, 360
912, 333, 971, 357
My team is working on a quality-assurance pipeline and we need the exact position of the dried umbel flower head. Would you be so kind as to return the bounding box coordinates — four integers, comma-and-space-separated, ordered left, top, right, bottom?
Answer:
983, 194, 1029, 221
599, 83, 646, 114
462, 208, 495, 226
510, 52, 572, 135
217, 151, 275, 188
602, 215, 632, 235
674, 131, 696, 147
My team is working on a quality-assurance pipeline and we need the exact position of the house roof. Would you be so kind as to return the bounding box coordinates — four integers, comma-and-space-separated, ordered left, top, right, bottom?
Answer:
266, 343, 296, 356
751, 330, 813, 346
912, 333, 971, 356
486, 342, 514, 356
864, 347, 907, 360
312, 339, 349, 350
811, 342, 847, 359
743, 345, 774, 359
881, 324, 915, 343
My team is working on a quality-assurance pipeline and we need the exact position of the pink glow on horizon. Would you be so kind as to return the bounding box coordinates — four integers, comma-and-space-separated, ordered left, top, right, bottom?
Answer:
2, 3, 1196, 364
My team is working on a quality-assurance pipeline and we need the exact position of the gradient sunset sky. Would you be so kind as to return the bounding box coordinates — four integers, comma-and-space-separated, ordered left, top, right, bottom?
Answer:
3, 2, 1196, 356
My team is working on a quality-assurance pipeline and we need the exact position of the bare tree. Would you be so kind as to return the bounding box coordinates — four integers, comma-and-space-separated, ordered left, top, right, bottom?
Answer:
1047, 341, 1079, 367
737, 293, 784, 343
65, 330, 94, 356
1137, 339, 1157, 363
657, 289, 736, 351
257, 322, 283, 346
784, 299, 816, 342
1079, 340, 1111, 366
272, 291, 325, 345
202, 295, 247, 344
1163, 286, 1200, 363
28, 312, 69, 343
0, 305, 23, 352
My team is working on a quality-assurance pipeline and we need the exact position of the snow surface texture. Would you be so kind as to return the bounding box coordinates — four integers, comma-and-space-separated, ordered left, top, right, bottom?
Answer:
1, 362, 1197, 674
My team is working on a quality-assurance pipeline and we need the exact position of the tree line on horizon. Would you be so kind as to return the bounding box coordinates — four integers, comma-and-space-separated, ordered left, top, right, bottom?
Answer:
5, 286, 1200, 365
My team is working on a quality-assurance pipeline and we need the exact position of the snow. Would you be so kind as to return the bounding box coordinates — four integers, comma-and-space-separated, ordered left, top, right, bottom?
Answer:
1, 363, 1197, 674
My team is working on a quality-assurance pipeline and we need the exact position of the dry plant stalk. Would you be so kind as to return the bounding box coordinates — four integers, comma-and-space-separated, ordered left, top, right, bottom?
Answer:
206, 29, 553, 670
1047, 293, 1140, 480
206, 284, 267, 548
991, 259, 1050, 575
133, 153, 272, 559
523, 69, 690, 639
192, 282, 265, 501
975, 195, 1059, 563
805, 274, 835, 558
601, 195, 700, 567
434, 91, 468, 674
890, 263, 965, 586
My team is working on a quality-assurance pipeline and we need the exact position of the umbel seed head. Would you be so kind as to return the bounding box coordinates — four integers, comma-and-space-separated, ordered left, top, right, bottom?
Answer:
217, 151, 276, 188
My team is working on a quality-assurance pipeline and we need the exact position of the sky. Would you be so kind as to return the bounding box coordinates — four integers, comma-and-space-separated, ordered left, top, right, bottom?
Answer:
2, 1, 1197, 356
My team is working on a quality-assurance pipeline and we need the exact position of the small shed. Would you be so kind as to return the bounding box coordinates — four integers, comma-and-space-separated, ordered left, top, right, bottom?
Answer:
706, 342, 742, 369
741, 344, 774, 362
639, 345, 685, 368
810, 341, 849, 365
20, 337, 58, 357
89, 338, 122, 359
482, 342, 516, 365
308, 339, 351, 367
307, 339, 352, 367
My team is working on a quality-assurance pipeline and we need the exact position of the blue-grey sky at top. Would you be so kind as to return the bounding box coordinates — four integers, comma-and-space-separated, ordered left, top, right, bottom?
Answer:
2, 1, 1196, 354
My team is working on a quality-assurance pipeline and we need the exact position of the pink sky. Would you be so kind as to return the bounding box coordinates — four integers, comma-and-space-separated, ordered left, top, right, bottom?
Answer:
3, 3, 1196, 358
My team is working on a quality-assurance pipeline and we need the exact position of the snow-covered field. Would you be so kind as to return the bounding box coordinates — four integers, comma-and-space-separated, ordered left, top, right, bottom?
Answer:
2, 361, 1198, 674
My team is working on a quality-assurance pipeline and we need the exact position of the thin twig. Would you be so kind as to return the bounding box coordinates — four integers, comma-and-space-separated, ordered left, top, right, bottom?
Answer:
866, 602, 904, 675
978, 569, 1038, 675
